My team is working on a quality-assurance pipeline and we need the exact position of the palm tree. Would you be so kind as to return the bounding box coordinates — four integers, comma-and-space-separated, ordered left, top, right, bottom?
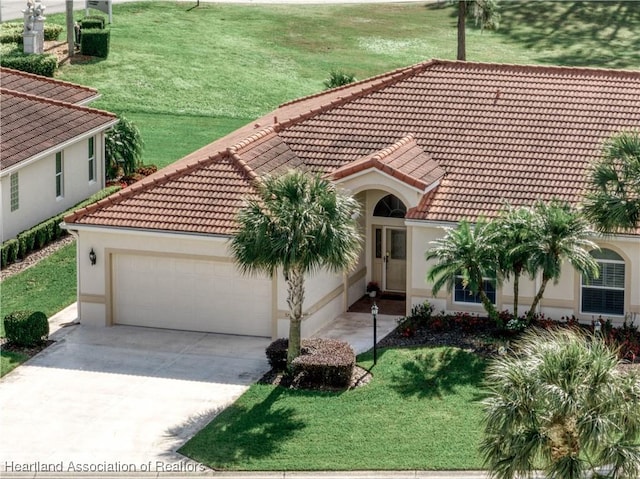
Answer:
583, 130, 640, 234
454, 0, 500, 61
481, 328, 640, 479
230, 170, 362, 365
526, 201, 599, 319
425, 219, 500, 324
492, 204, 538, 320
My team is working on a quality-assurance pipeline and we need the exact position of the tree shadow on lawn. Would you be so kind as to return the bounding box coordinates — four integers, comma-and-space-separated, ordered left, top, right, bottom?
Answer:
178, 386, 306, 467
390, 347, 486, 400
496, 1, 640, 68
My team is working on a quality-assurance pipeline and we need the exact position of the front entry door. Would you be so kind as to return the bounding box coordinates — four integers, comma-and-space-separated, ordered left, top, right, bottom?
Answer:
383, 227, 406, 292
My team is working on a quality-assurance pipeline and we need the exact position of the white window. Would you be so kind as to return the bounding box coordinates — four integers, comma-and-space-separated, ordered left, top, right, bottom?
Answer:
581, 249, 625, 316
55, 151, 64, 198
88, 137, 96, 183
10, 172, 19, 211
454, 275, 496, 305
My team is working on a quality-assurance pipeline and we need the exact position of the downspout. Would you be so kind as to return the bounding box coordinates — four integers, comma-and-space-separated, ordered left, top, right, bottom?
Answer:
65, 226, 81, 324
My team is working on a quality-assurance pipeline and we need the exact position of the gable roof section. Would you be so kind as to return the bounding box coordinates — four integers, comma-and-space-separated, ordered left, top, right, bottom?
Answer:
64, 59, 640, 235
331, 135, 445, 192
0, 67, 99, 105
0, 89, 118, 171
66, 154, 258, 235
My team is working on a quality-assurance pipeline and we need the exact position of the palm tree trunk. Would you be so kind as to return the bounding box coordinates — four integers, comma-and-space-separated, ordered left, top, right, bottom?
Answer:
286, 267, 305, 366
527, 276, 549, 319
513, 270, 520, 320
457, 0, 467, 61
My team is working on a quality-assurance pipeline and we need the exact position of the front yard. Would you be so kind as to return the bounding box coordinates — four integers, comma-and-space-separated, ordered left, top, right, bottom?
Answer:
180, 345, 487, 470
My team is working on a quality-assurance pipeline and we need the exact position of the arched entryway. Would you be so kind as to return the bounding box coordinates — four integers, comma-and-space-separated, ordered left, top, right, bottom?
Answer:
372, 194, 407, 293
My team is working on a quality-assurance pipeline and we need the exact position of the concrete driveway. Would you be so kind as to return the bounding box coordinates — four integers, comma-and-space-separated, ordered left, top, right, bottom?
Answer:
0, 322, 270, 472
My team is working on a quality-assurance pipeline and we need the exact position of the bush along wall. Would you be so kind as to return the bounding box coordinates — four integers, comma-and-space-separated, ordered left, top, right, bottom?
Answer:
0, 52, 57, 77
80, 28, 110, 58
0, 186, 120, 269
0, 23, 62, 44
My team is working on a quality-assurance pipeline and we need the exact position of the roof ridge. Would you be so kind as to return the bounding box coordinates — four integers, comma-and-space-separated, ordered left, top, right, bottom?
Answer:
0, 88, 116, 119
279, 59, 440, 109
434, 59, 640, 77
227, 149, 260, 183
370, 134, 416, 164
228, 126, 277, 154
274, 61, 440, 131
0, 66, 99, 95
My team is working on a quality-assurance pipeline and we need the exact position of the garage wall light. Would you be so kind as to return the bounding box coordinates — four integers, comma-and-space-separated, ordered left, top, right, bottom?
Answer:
89, 248, 97, 266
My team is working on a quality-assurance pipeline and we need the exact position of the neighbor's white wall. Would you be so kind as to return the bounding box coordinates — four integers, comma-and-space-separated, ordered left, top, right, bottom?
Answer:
1, 135, 105, 241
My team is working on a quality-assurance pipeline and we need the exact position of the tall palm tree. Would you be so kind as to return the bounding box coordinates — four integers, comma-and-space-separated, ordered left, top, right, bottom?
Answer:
583, 130, 640, 234
230, 170, 362, 365
454, 0, 500, 61
481, 328, 640, 479
526, 201, 599, 319
492, 204, 538, 320
425, 219, 500, 324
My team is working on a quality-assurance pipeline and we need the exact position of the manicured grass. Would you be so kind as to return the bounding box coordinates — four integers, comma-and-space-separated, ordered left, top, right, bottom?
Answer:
0, 243, 77, 334
41, 2, 639, 168
180, 346, 488, 470
0, 350, 29, 377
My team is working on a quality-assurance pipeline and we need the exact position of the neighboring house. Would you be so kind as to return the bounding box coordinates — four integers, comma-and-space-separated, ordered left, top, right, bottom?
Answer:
63, 60, 640, 339
0, 67, 118, 242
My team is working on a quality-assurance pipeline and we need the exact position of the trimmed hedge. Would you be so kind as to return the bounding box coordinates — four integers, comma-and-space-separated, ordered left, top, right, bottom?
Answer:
0, 22, 63, 43
0, 51, 57, 77
292, 338, 355, 388
3, 310, 49, 347
80, 28, 110, 58
1, 186, 120, 269
267, 338, 356, 387
80, 18, 105, 30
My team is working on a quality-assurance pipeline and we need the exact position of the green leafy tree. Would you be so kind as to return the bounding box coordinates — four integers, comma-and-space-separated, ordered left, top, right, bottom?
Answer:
492, 204, 538, 320
425, 219, 500, 324
454, 0, 500, 61
525, 201, 599, 319
482, 328, 640, 479
230, 170, 362, 365
105, 115, 144, 179
583, 130, 640, 234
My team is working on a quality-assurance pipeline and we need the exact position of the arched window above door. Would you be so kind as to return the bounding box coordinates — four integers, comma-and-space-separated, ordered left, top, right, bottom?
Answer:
373, 194, 406, 218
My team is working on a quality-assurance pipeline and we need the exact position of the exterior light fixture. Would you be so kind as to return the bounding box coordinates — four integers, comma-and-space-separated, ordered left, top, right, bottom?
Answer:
371, 302, 379, 365
594, 318, 602, 336
89, 248, 97, 266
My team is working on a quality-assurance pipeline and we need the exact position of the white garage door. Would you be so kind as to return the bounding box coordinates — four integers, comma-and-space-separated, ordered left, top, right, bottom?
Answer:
112, 253, 272, 336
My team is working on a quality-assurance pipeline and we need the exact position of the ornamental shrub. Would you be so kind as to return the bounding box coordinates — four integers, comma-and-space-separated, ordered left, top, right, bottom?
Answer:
291, 338, 355, 388
80, 28, 110, 58
0, 23, 63, 43
4, 310, 49, 347
0, 52, 57, 76
266, 338, 289, 371
1, 239, 19, 268
81, 16, 106, 29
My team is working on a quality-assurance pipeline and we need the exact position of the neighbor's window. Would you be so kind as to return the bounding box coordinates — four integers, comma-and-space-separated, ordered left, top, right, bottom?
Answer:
582, 249, 625, 316
88, 137, 96, 182
454, 275, 496, 305
10, 172, 19, 211
55, 151, 64, 198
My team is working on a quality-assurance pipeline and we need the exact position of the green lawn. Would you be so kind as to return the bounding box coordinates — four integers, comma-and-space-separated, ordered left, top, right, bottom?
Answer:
0, 350, 29, 377
180, 346, 488, 470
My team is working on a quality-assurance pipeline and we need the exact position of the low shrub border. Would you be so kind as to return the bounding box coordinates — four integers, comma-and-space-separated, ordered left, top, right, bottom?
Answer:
3, 310, 49, 347
1, 186, 120, 269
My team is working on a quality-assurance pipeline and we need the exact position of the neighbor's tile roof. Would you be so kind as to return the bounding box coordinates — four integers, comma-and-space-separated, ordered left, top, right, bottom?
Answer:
0, 89, 118, 170
0, 67, 99, 104
64, 59, 640, 235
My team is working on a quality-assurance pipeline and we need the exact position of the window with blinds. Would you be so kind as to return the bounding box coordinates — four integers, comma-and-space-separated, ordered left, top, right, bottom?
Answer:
581, 249, 625, 316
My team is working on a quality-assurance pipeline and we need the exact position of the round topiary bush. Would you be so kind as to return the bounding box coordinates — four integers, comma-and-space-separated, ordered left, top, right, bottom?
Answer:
3, 310, 49, 347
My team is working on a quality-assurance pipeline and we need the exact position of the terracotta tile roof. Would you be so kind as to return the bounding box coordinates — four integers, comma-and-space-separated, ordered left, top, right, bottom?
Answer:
0, 67, 99, 104
65, 59, 640, 236
0, 89, 118, 170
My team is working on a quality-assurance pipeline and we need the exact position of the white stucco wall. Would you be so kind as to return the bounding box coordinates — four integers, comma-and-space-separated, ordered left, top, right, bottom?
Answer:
1, 134, 106, 241
409, 221, 640, 324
